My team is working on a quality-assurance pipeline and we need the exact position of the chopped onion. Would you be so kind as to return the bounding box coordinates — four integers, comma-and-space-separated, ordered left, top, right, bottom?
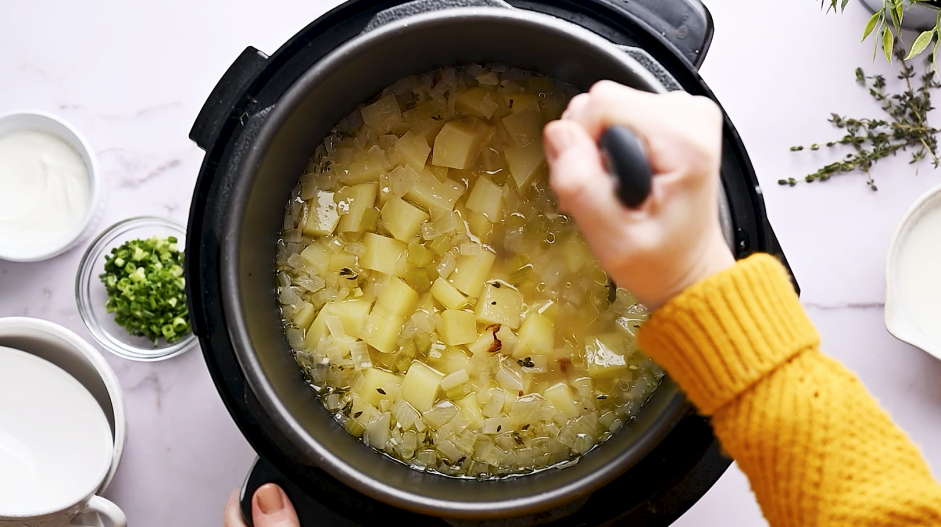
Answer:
324, 314, 346, 338
435, 252, 456, 278
423, 402, 460, 428
278, 286, 301, 307
350, 340, 371, 370
295, 275, 325, 293
285, 327, 305, 349
366, 412, 391, 449
440, 369, 469, 391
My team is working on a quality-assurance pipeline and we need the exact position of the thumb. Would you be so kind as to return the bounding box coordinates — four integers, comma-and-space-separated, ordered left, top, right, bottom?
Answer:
252, 483, 300, 527
543, 119, 629, 241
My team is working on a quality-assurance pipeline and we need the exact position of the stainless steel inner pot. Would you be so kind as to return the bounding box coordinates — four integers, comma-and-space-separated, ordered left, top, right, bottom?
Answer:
218, 6, 725, 520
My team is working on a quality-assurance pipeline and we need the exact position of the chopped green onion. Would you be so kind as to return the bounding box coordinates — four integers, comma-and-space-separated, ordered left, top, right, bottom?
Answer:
99, 236, 191, 346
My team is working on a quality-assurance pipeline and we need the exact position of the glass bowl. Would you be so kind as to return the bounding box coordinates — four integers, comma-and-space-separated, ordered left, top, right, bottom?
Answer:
75, 216, 196, 361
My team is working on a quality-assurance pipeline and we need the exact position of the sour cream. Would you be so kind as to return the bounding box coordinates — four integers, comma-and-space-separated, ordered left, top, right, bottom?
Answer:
0, 130, 89, 248
896, 206, 941, 343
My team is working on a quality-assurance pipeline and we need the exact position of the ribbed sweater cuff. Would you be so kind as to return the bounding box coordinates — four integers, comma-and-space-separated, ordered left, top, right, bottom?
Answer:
638, 253, 819, 415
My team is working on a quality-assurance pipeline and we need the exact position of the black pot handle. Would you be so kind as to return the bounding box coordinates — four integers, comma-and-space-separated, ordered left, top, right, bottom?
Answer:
601, 0, 714, 69
189, 46, 269, 150
600, 125, 653, 208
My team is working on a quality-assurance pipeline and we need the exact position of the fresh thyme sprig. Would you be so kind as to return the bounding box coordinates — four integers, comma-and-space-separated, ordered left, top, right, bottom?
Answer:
785, 53, 941, 190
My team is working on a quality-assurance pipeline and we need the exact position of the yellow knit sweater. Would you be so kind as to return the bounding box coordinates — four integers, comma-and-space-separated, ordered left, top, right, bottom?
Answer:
638, 254, 941, 526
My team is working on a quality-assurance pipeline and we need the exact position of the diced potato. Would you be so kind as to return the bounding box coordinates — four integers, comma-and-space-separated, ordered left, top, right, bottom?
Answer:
407, 240, 434, 267
357, 368, 403, 407
449, 250, 496, 298
361, 233, 406, 276
585, 333, 629, 378
328, 252, 356, 273
475, 282, 524, 329
401, 361, 445, 412
379, 134, 398, 150
432, 121, 485, 170
303, 190, 339, 236
360, 207, 380, 232
504, 143, 546, 191
404, 168, 465, 211
333, 147, 354, 166
543, 383, 579, 419
394, 131, 432, 171
374, 277, 419, 318
476, 71, 499, 85
428, 165, 449, 182
537, 300, 561, 322
304, 305, 330, 349
562, 234, 593, 273
299, 241, 331, 275
364, 311, 405, 353
342, 145, 389, 185
438, 309, 478, 346
501, 92, 540, 115
465, 176, 504, 222
328, 299, 372, 338
502, 109, 543, 147
361, 94, 402, 134
403, 101, 448, 143
380, 197, 429, 241
466, 211, 492, 240
443, 346, 470, 374
291, 302, 316, 329
430, 277, 468, 310
456, 87, 499, 119
513, 312, 554, 358
337, 182, 379, 232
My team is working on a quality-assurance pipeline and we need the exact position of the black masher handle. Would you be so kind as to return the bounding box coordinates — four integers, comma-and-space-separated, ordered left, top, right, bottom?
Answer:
599, 125, 653, 209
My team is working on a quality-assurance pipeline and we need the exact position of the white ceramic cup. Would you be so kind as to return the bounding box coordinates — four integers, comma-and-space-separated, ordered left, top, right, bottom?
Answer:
0, 111, 103, 262
0, 318, 126, 527
884, 183, 941, 360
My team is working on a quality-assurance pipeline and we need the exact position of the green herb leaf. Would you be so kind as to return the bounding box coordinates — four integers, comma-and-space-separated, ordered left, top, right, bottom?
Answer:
883, 26, 895, 64
906, 30, 934, 60
99, 236, 190, 346
788, 54, 940, 190
862, 11, 882, 42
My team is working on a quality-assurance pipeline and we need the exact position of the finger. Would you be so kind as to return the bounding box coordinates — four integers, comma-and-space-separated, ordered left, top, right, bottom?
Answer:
252, 483, 301, 527
565, 81, 685, 139
564, 82, 722, 178
543, 119, 636, 252
561, 92, 590, 121
224, 488, 248, 527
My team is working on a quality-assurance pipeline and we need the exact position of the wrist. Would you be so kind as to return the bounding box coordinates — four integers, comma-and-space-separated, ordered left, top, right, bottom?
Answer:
642, 232, 734, 310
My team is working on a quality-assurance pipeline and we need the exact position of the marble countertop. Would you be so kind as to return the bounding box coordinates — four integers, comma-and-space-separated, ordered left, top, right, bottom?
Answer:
2, 1, 940, 525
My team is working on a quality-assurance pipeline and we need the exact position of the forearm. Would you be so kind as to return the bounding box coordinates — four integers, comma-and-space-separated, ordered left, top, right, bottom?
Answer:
639, 254, 941, 526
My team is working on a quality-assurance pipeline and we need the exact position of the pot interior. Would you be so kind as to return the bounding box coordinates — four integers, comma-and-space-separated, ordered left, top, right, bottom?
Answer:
222, 8, 691, 519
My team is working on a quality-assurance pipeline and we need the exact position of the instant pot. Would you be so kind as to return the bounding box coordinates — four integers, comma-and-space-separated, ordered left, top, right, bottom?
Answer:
185, 1, 795, 525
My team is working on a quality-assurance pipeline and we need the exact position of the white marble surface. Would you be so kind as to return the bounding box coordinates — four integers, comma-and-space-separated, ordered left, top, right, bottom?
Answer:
1, 1, 939, 526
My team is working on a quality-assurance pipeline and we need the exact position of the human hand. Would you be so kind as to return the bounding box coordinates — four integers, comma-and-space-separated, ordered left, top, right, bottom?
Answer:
224, 483, 300, 527
543, 81, 734, 309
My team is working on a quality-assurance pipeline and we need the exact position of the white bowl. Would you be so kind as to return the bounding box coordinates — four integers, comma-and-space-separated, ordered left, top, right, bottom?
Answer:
884, 182, 941, 360
0, 317, 125, 493
0, 111, 103, 262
